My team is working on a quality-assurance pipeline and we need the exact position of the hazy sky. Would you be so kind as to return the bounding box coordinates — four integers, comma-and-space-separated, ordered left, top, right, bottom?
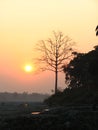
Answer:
0, 0, 98, 93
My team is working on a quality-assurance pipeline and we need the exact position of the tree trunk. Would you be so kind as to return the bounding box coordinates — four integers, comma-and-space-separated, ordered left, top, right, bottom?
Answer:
55, 69, 58, 94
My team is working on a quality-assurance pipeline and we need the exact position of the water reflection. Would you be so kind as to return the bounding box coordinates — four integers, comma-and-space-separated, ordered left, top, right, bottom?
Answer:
31, 112, 40, 115
31, 108, 50, 115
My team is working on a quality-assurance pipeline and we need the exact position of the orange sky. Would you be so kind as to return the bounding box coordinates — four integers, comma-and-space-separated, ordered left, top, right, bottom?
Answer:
0, 0, 98, 93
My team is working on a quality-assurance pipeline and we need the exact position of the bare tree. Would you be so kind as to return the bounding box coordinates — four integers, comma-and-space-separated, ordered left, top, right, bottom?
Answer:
35, 31, 74, 94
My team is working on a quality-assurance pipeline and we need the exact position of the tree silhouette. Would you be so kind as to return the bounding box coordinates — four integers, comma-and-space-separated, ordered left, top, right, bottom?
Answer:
35, 31, 74, 94
95, 25, 98, 36
64, 46, 98, 89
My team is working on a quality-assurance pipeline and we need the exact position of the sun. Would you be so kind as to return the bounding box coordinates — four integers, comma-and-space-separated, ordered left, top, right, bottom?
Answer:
24, 65, 34, 72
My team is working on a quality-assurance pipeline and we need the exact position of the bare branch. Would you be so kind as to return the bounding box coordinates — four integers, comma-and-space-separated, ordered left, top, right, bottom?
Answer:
34, 31, 75, 94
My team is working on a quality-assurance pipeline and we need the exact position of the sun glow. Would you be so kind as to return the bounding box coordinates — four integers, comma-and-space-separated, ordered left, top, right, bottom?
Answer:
24, 65, 34, 72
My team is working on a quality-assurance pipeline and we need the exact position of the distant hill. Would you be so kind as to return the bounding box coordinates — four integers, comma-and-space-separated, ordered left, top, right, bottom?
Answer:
0, 92, 49, 102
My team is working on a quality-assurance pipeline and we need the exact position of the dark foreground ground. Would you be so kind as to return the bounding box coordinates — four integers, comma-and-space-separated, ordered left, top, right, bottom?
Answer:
0, 102, 98, 130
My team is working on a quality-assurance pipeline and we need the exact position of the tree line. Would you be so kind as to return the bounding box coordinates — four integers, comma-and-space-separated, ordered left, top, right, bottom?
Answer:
0, 92, 49, 102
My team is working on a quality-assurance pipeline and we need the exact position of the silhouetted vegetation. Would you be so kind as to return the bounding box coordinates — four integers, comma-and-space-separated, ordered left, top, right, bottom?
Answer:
35, 31, 74, 94
44, 87, 98, 106
44, 46, 98, 106
64, 46, 98, 89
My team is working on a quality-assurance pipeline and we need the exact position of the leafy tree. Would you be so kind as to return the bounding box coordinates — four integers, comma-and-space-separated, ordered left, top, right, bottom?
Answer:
35, 31, 74, 94
64, 46, 98, 89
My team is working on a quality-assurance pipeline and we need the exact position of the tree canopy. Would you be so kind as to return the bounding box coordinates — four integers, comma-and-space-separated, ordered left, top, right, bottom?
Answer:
64, 46, 98, 89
